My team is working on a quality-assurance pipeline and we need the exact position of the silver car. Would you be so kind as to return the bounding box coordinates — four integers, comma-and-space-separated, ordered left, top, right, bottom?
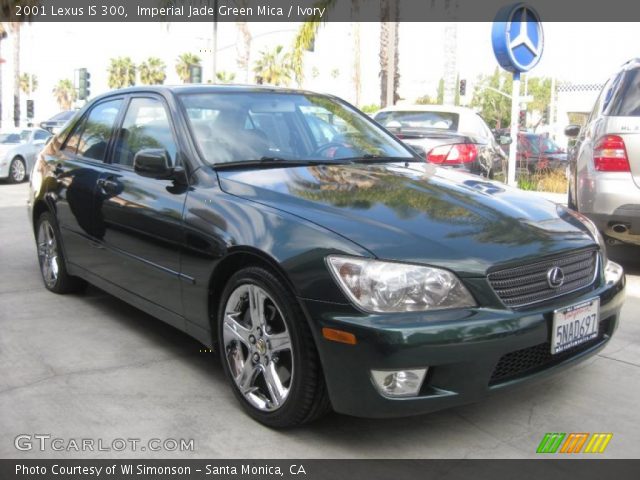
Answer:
0, 128, 52, 183
566, 59, 640, 246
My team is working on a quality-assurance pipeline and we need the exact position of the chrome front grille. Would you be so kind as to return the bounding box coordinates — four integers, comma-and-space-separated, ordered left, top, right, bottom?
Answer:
488, 249, 599, 308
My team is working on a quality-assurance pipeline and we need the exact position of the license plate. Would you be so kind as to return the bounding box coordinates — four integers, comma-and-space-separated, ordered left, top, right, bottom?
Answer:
552, 298, 600, 354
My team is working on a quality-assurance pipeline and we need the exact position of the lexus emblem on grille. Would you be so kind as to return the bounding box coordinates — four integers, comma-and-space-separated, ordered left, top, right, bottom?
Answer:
547, 266, 565, 288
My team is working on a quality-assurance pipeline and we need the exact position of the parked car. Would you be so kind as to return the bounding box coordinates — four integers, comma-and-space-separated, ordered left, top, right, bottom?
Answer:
29, 85, 625, 427
373, 105, 509, 178
497, 131, 568, 173
40, 110, 77, 134
566, 58, 640, 246
0, 128, 52, 183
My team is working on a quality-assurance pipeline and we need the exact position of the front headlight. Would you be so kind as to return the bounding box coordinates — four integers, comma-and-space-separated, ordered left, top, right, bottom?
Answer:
327, 255, 476, 313
566, 209, 608, 263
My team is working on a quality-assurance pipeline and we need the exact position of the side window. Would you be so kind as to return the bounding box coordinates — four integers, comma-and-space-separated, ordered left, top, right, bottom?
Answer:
112, 97, 178, 168
77, 99, 122, 161
62, 117, 86, 154
34, 130, 51, 142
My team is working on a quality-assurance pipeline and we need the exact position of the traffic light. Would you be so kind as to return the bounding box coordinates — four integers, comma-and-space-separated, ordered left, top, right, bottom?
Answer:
189, 65, 202, 83
26, 100, 34, 119
459, 79, 467, 96
519, 109, 527, 128
78, 68, 91, 100
542, 106, 550, 124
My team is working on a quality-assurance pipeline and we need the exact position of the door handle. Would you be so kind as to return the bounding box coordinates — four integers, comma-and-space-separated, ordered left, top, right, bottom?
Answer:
97, 177, 119, 195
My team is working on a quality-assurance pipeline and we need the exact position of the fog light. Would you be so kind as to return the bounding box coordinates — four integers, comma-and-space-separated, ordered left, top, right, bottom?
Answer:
605, 260, 624, 286
370, 368, 427, 398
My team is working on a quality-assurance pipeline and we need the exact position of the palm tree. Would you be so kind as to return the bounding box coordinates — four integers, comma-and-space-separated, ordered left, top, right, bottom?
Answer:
19, 73, 38, 96
107, 57, 136, 89
11, 22, 20, 126
253, 46, 294, 86
175, 53, 201, 83
216, 71, 236, 84
379, 0, 400, 107
235, 22, 252, 83
291, 0, 336, 85
52, 79, 77, 111
138, 57, 166, 85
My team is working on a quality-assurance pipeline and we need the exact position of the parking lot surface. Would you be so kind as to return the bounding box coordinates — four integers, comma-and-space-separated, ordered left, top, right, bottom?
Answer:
1, 182, 639, 458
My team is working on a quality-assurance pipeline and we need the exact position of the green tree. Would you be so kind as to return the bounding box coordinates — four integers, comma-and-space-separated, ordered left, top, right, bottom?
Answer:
437, 78, 444, 104
52, 79, 77, 111
175, 53, 201, 83
471, 67, 514, 129
139, 57, 166, 85
19, 73, 38, 95
216, 71, 236, 84
107, 57, 136, 89
526, 76, 552, 115
253, 45, 293, 86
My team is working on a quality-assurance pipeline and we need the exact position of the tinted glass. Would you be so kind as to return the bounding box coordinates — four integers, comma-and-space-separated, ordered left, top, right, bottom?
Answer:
374, 110, 460, 131
77, 99, 122, 161
609, 69, 640, 116
34, 129, 52, 142
180, 92, 413, 165
112, 98, 177, 167
0, 133, 21, 144
63, 117, 86, 154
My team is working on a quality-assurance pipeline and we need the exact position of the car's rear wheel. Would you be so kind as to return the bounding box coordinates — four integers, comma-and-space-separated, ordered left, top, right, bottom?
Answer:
218, 266, 330, 427
9, 157, 26, 183
36, 212, 87, 294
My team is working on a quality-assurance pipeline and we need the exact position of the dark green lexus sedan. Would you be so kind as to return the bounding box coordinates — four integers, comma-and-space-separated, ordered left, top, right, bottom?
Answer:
28, 85, 625, 427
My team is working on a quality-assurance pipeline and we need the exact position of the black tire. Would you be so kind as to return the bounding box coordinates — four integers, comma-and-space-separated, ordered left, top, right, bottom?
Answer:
218, 266, 331, 428
9, 157, 27, 183
35, 212, 87, 294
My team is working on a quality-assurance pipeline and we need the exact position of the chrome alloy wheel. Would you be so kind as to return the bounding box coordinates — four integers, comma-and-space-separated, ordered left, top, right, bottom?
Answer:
37, 220, 59, 288
10, 159, 26, 183
222, 284, 294, 412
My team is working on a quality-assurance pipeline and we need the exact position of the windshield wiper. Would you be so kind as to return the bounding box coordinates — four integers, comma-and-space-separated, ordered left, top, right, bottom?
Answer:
343, 154, 419, 163
213, 157, 349, 170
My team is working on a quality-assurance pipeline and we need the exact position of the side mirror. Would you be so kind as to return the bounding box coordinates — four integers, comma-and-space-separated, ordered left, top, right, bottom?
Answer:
134, 149, 174, 180
564, 125, 581, 138
499, 135, 512, 145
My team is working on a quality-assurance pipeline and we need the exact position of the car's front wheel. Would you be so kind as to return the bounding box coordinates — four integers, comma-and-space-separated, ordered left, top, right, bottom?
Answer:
9, 157, 26, 183
35, 212, 87, 294
218, 266, 330, 427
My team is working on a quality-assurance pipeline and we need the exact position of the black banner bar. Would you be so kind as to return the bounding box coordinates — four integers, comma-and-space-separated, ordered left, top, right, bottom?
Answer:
3, 0, 640, 22
1, 460, 640, 480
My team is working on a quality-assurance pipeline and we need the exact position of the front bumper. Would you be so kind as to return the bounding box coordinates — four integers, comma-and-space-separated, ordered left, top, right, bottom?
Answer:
301, 274, 625, 418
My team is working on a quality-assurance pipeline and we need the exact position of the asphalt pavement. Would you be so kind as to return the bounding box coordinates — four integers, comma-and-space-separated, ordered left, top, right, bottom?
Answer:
1, 181, 639, 459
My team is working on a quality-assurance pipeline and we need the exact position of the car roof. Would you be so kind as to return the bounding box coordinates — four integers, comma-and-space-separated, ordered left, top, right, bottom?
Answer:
91, 84, 325, 102
374, 104, 478, 115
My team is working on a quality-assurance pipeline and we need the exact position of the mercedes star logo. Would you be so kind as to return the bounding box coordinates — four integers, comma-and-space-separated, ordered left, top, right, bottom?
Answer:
547, 266, 565, 289
508, 7, 542, 61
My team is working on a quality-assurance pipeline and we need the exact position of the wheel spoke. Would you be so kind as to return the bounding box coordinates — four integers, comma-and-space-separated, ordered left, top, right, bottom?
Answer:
267, 331, 291, 353
50, 256, 59, 279
248, 285, 266, 329
236, 359, 261, 394
263, 362, 286, 408
223, 312, 252, 347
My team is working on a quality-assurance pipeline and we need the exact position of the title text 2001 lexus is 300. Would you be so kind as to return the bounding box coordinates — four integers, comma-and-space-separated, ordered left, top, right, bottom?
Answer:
28, 86, 625, 427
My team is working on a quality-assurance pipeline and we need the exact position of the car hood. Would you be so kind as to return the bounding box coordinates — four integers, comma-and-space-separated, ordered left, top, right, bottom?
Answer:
218, 163, 596, 276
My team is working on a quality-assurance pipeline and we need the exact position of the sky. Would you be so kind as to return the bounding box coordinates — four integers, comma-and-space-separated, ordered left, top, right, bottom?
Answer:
1, 21, 639, 125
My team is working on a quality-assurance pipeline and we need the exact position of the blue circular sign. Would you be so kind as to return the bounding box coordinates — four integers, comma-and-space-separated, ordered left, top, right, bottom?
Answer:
491, 2, 544, 73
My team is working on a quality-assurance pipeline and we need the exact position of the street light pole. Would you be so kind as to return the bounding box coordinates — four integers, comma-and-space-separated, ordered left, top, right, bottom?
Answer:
508, 72, 521, 187
212, 0, 218, 82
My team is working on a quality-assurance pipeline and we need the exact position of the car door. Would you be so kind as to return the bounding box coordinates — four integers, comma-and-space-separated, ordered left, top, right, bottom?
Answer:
91, 95, 187, 321
49, 97, 124, 272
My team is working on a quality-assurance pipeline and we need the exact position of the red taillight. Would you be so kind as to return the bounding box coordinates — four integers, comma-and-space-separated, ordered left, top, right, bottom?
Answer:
593, 135, 630, 172
426, 143, 478, 165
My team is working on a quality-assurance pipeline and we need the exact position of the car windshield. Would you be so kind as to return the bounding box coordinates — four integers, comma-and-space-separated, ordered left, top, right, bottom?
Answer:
179, 92, 414, 165
0, 130, 29, 144
374, 110, 460, 131
525, 135, 564, 154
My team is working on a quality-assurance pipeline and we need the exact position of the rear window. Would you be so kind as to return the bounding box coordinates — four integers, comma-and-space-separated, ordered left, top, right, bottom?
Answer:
374, 111, 460, 131
608, 69, 640, 116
